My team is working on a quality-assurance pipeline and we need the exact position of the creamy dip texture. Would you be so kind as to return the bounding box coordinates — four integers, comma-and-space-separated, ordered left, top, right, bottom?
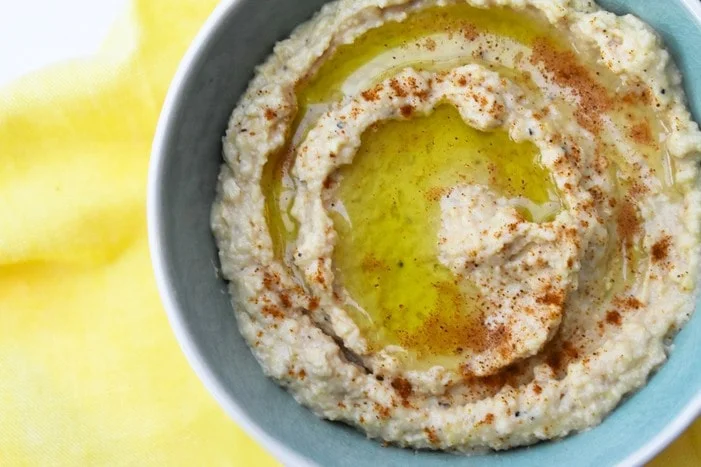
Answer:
211, 0, 701, 452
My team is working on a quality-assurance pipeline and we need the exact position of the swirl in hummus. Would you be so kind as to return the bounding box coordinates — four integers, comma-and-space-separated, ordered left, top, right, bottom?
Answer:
211, 0, 701, 452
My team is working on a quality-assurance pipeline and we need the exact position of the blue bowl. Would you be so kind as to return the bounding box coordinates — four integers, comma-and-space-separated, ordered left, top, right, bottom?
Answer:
148, 1, 701, 465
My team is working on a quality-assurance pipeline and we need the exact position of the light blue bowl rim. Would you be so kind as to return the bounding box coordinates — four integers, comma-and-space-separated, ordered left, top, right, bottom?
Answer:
148, 1, 701, 466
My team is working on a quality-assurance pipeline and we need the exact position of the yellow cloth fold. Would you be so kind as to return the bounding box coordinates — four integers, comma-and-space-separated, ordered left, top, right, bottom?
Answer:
0, 0, 697, 464
0, 1, 277, 464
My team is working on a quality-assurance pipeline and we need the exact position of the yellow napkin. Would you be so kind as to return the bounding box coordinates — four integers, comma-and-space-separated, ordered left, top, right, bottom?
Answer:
0, 0, 697, 465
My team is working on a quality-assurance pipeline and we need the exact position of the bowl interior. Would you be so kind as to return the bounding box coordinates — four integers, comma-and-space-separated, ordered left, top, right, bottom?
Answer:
149, 1, 701, 465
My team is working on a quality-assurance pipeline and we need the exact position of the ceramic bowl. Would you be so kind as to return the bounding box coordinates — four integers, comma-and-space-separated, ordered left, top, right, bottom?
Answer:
148, 1, 701, 465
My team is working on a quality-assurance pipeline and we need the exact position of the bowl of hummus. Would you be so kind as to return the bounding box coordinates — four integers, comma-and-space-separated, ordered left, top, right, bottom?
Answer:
148, 0, 701, 465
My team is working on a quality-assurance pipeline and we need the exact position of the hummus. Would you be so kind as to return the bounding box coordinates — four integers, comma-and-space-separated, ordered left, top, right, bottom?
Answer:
211, 0, 701, 452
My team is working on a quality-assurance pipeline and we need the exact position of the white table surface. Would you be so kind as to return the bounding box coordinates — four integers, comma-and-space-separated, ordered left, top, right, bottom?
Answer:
0, 0, 126, 86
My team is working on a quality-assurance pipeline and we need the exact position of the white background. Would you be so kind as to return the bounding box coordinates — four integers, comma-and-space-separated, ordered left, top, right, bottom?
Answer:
0, 0, 126, 86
